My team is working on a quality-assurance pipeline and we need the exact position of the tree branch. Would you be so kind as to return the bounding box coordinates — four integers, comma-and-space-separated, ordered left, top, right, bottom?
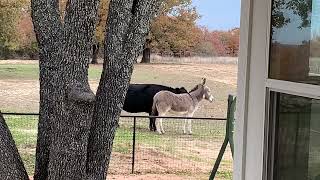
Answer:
31, 0, 63, 50
124, 0, 162, 59
31, 1, 64, 179
32, 0, 100, 179
0, 112, 29, 180
68, 82, 95, 103
86, 0, 161, 179
43, 0, 100, 179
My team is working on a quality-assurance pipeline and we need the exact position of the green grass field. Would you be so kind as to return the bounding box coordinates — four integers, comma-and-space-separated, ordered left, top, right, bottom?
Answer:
0, 64, 103, 80
0, 60, 237, 179
4, 115, 232, 179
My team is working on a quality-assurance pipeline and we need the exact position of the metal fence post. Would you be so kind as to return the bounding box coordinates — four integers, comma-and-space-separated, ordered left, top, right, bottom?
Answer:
228, 96, 236, 157
209, 95, 236, 180
131, 117, 136, 174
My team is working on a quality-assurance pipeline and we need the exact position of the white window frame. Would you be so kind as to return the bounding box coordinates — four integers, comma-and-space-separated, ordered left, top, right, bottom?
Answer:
235, 0, 320, 179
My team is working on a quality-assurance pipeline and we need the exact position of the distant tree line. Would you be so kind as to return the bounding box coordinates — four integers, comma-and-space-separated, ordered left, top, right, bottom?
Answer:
0, 0, 240, 60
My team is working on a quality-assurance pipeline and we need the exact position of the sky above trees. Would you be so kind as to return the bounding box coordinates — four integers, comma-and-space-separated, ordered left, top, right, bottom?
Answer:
192, 0, 241, 30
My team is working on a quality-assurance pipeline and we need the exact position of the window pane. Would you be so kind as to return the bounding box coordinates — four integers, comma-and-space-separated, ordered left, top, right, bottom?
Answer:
269, 0, 320, 85
269, 92, 320, 180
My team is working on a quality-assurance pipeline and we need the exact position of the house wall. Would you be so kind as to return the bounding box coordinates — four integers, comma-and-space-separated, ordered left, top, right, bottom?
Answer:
236, 0, 320, 179
235, 0, 271, 179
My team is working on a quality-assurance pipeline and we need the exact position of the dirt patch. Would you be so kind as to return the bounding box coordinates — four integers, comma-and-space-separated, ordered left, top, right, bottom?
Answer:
136, 63, 237, 86
0, 80, 40, 112
108, 140, 232, 175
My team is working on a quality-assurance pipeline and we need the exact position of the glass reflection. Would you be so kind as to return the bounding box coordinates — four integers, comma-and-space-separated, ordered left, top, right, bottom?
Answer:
269, 0, 320, 84
269, 92, 320, 180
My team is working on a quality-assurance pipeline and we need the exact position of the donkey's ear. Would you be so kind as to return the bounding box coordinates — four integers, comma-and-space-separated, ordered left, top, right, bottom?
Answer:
202, 78, 206, 85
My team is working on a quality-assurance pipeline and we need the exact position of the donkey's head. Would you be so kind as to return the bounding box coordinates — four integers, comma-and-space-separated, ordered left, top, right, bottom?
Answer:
190, 78, 214, 102
201, 78, 214, 102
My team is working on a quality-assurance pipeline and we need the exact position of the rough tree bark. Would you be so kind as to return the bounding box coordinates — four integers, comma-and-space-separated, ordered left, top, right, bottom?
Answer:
31, 0, 99, 179
0, 0, 161, 180
86, 0, 161, 179
0, 112, 29, 180
31, 1, 63, 179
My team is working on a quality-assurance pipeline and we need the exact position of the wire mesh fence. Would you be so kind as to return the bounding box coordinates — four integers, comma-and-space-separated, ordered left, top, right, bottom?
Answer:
3, 113, 233, 179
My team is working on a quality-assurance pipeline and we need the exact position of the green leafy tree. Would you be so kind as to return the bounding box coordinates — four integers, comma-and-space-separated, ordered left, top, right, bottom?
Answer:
150, 0, 201, 57
271, 0, 311, 32
0, 0, 27, 58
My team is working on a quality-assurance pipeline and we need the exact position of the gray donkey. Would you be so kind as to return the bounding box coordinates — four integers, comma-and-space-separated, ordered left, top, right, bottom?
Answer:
152, 78, 214, 134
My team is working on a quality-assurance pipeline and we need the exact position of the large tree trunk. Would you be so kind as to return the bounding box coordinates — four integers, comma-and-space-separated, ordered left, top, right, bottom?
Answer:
17, 0, 161, 179
0, 112, 29, 180
45, 0, 97, 178
86, 1, 161, 179
32, 0, 98, 179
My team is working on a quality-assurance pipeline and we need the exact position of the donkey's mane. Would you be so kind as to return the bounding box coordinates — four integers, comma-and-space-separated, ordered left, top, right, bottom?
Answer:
189, 84, 201, 93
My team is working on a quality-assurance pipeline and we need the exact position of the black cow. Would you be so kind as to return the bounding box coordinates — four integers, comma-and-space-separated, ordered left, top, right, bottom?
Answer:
123, 84, 188, 131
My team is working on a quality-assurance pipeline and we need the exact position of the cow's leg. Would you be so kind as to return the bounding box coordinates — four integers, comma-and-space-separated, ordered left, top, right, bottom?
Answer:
152, 118, 157, 132
152, 110, 159, 132
148, 113, 153, 131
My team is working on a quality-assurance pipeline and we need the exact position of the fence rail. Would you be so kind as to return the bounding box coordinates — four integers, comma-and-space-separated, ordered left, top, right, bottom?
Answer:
2, 112, 232, 179
2, 112, 227, 121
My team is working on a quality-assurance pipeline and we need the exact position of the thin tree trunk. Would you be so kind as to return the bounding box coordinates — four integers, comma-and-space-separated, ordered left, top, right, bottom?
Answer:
86, 1, 161, 179
0, 112, 29, 180
141, 39, 151, 63
31, 1, 63, 179
91, 43, 100, 64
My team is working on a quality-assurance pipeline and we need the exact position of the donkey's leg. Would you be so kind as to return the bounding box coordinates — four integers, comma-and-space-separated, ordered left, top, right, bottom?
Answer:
183, 119, 187, 134
187, 119, 193, 135
156, 118, 162, 134
182, 113, 189, 134
156, 112, 167, 134
160, 118, 165, 134
187, 112, 195, 135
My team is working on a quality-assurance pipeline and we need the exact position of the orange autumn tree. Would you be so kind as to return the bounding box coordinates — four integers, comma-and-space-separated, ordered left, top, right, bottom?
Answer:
149, 0, 201, 57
